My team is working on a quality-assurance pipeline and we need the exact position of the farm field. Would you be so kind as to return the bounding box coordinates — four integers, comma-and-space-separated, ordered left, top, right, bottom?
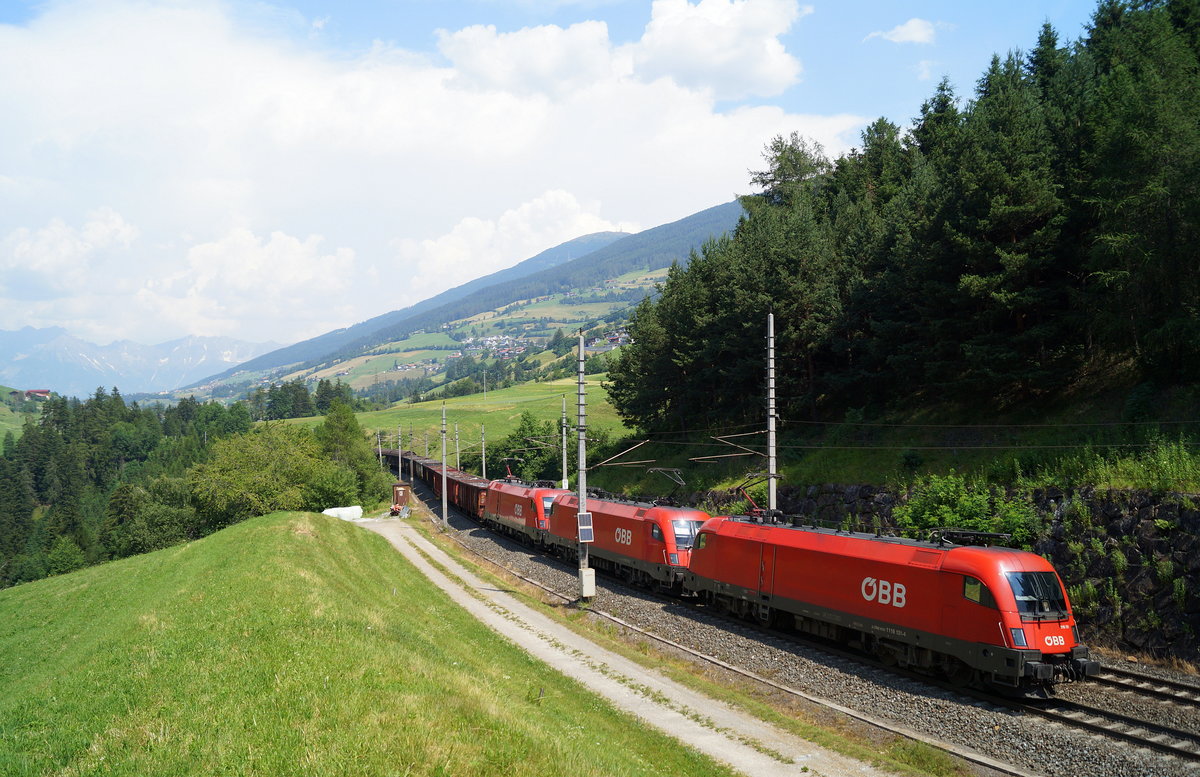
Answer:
351, 375, 630, 447
297, 350, 443, 389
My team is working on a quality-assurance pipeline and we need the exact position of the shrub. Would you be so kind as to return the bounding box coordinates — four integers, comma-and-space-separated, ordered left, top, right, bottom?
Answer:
894, 471, 1040, 545
1110, 547, 1128, 577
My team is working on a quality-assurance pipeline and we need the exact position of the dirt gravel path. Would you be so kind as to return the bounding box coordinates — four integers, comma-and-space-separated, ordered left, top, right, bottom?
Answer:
361, 517, 893, 777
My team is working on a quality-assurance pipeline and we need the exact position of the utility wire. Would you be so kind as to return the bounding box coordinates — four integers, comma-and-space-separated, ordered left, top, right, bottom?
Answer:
778, 416, 1200, 429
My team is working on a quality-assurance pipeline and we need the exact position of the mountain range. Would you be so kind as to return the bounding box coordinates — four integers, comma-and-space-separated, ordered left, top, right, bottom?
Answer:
197, 199, 744, 386
2, 199, 745, 399
0, 327, 280, 398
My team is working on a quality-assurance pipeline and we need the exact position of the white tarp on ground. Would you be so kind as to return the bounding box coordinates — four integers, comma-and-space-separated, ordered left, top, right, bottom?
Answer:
322, 506, 363, 521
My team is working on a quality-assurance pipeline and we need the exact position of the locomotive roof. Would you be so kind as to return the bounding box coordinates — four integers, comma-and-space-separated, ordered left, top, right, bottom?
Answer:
557, 492, 709, 515
489, 479, 569, 494
711, 515, 1018, 553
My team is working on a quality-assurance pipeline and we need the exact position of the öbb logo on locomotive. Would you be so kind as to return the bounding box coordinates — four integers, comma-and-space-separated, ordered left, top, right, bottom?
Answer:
615, 527, 633, 545
861, 577, 907, 608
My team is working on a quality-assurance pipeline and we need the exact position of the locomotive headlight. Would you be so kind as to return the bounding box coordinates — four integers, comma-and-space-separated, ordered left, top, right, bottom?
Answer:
669, 553, 679, 565
1010, 628, 1028, 647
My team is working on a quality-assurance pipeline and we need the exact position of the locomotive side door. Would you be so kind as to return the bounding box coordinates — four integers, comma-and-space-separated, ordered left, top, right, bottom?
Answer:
758, 542, 776, 596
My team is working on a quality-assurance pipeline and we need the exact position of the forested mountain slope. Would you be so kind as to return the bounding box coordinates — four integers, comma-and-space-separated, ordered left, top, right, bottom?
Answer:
609, 2, 1200, 434
195, 231, 628, 385
317, 200, 745, 366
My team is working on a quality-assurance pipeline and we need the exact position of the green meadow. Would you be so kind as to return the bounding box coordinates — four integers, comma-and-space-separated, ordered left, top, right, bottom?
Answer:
295, 375, 632, 447
0, 511, 735, 777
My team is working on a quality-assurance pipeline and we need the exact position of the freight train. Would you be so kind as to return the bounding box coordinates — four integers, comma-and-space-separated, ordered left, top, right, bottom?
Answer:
394, 450, 1099, 693
404, 452, 708, 592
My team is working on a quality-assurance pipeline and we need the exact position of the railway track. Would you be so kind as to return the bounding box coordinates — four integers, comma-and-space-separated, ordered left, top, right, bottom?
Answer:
1093, 665, 1200, 708
1014, 696, 1200, 761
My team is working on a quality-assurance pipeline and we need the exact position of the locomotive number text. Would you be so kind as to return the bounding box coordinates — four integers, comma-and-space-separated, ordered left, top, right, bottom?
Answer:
615, 528, 633, 545
861, 577, 907, 608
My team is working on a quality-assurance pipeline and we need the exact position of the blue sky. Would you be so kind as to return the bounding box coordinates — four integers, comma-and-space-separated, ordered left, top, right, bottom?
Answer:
0, 0, 1100, 346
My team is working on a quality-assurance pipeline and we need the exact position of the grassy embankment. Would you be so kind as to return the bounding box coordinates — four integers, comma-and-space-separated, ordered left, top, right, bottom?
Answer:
0, 511, 737, 777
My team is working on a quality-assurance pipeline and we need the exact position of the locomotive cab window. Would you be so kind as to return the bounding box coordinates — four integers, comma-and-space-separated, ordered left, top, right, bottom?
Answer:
962, 576, 997, 608
671, 519, 706, 549
541, 496, 555, 516
695, 533, 708, 550
651, 524, 664, 541
1006, 571, 1068, 620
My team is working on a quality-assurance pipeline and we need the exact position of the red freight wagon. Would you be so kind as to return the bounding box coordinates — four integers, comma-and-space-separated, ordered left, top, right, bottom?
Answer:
403, 453, 490, 518
548, 494, 711, 591
403, 453, 440, 489
438, 467, 491, 518
686, 516, 1098, 692
482, 479, 570, 543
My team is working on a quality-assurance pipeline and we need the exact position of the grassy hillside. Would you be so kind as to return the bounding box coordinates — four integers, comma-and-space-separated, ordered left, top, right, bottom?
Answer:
0, 511, 735, 777
0, 385, 38, 439
0, 402, 27, 439
289, 375, 630, 447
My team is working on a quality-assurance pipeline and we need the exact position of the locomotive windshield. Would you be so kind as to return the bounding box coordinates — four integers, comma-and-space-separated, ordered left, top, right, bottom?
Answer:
1005, 571, 1069, 620
541, 496, 556, 517
672, 519, 707, 549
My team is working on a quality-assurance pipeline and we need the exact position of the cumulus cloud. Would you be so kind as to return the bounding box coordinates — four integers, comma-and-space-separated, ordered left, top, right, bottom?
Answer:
137, 229, 358, 341
632, 0, 809, 99
0, 0, 866, 346
0, 208, 138, 301
438, 0, 810, 100
865, 18, 937, 45
438, 21, 620, 96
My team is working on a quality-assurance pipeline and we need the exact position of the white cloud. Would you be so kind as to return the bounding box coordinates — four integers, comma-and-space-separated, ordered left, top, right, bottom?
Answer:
438, 0, 811, 101
0, 0, 866, 347
865, 18, 936, 45
1, 208, 138, 300
438, 21, 621, 96
137, 229, 358, 341
632, 0, 809, 99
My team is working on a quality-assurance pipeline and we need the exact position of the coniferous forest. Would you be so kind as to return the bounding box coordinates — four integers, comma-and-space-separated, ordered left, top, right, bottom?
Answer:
608, 1, 1200, 433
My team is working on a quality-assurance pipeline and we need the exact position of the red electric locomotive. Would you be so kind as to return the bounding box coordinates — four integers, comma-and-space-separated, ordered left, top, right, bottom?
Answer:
547, 494, 711, 592
482, 479, 571, 544
685, 516, 1099, 693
